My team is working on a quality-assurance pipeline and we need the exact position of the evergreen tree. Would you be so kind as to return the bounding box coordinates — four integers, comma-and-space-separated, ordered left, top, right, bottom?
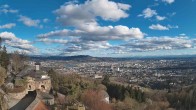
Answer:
48, 69, 59, 91
0, 66, 6, 86
102, 75, 110, 84
0, 37, 2, 50
124, 90, 130, 98
0, 45, 9, 69
137, 91, 142, 102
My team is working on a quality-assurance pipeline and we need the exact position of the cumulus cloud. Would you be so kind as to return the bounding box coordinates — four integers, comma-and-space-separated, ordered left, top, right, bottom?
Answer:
167, 25, 179, 29
111, 36, 194, 53
39, 35, 195, 55
40, 0, 143, 39
0, 9, 18, 14
149, 24, 178, 30
37, 0, 145, 55
0, 23, 16, 29
61, 41, 111, 54
54, 0, 131, 28
149, 24, 169, 30
139, 8, 167, 21
156, 15, 166, 21
37, 37, 112, 54
0, 32, 37, 53
162, 0, 175, 4
0, 4, 18, 14
18, 15, 40, 27
138, 8, 157, 18
37, 38, 68, 44
38, 25, 144, 41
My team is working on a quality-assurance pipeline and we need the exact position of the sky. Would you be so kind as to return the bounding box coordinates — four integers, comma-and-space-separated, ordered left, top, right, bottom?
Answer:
0, 0, 196, 57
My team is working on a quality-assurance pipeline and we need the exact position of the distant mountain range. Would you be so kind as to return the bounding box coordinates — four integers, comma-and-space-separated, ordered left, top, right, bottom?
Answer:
30, 55, 118, 62
29, 54, 196, 62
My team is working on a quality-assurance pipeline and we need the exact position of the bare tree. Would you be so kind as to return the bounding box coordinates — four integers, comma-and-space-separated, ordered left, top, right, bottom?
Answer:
11, 51, 28, 74
81, 89, 112, 110
0, 66, 6, 86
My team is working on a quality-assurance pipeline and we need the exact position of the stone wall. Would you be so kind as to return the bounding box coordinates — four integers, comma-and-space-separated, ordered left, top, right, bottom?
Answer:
26, 77, 51, 93
8, 89, 28, 99
25, 95, 40, 110
8, 78, 51, 100
35, 79, 51, 93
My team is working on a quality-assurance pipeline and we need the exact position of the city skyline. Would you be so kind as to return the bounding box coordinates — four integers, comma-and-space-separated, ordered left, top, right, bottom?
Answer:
0, 0, 196, 57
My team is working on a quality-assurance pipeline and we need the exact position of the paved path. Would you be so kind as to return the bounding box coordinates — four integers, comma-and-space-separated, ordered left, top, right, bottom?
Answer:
9, 91, 36, 110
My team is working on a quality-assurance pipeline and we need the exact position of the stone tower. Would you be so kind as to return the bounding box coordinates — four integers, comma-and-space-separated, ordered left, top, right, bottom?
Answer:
35, 62, 41, 71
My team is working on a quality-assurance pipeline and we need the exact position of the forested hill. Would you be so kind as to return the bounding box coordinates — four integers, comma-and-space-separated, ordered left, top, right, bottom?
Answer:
30, 55, 196, 62
30, 55, 119, 62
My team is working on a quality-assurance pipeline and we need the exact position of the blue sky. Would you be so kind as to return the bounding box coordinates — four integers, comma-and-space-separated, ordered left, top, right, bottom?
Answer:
0, 0, 196, 57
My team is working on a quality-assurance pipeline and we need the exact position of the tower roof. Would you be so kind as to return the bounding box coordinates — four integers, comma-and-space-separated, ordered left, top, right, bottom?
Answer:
35, 62, 41, 65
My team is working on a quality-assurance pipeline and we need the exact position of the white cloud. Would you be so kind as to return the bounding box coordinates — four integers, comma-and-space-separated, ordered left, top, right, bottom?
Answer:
156, 15, 166, 21
138, 8, 157, 18
37, 0, 145, 55
0, 9, 18, 14
46, 0, 143, 40
162, 0, 175, 4
54, 0, 131, 28
0, 4, 18, 14
167, 12, 176, 17
60, 40, 111, 54
167, 25, 179, 29
0, 32, 37, 53
179, 33, 186, 36
149, 24, 178, 31
0, 23, 16, 29
149, 24, 169, 30
38, 25, 144, 41
139, 8, 167, 21
18, 15, 40, 27
111, 36, 194, 52
43, 18, 49, 23
37, 38, 68, 44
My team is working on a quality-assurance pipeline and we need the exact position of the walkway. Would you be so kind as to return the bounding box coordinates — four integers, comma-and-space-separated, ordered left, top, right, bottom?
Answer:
9, 91, 36, 110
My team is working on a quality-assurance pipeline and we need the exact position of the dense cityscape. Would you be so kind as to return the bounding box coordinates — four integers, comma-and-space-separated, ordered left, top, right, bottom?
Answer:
32, 56, 196, 90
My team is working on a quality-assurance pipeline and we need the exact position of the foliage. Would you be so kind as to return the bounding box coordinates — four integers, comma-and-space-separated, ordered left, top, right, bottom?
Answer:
0, 66, 7, 86
103, 81, 145, 102
11, 51, 28, 74
81, 89, 112, 110
0, 38, 9, 87
0, 45, 9, 70
14, 78, 27, 87
167, 85, 196, 110
58, 74, 95, 102
48, 70, 96, 103
0, 92, 8, 110
113, 98, 140, 110
48, 69, 59, 91
102, 75, 110, 84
